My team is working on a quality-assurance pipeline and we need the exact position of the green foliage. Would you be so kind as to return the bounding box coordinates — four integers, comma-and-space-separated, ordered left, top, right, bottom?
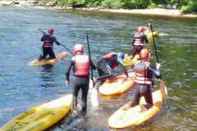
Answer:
57, 0, 86, 6
181, 0, 197, 13
122, 0, 149, 9
55, 0, 197, 13
101, 0, 123, 9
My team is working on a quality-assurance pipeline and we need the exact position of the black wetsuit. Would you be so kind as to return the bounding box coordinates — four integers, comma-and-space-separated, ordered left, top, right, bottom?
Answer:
96, 56, 126, 77
40, 34, 60, 60
131, 62, 160, 108
66, 56, 95, 116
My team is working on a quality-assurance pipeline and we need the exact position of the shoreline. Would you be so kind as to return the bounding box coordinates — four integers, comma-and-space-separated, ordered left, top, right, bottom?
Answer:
0, 0, 197, 19
62, 7, 197, 19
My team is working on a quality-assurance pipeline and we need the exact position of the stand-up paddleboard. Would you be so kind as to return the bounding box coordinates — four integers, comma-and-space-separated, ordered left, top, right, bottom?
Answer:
29, 51, 68, 66
99, 72, 135, 97
108, 80, 167, 129
1, 94, 73, 131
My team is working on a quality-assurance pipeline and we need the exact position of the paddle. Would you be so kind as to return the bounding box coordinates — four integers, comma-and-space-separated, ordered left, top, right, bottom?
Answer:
148, 24, 168, 98
38, 28, 72, 55
86, 33, 99, 107
148, 23, 159, 63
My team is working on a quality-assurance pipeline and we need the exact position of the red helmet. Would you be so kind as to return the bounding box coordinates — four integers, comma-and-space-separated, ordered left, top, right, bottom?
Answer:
137, 26, 146, 32
139, 48, 151, 60
73, 44, 84, 55
48, 28, 54, 34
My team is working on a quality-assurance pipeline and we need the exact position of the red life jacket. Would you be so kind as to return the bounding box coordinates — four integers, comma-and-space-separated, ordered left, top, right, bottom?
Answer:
102, 52, 118, 69
73, 54, 90, 76
134, 61, 152, 85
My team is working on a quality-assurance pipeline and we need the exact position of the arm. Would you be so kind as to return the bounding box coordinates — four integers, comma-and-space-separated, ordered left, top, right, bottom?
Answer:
149, 64, 161, 78
90, 59, 96, 70
65, 60, 74, 82
144, 34, 149, 43
131, 34, 135, 45
41, 34, 46, 42
53, 37, 60, 45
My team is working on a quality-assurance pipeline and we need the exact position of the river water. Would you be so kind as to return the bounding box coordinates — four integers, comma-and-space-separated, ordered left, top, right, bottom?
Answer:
0, 7, 196, 131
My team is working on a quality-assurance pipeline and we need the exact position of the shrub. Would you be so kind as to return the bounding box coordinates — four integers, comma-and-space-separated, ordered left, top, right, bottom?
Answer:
101, 0, 123, 9
181, 0, 197, 13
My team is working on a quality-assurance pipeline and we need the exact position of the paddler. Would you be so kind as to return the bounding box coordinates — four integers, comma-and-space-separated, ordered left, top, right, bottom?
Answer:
96, 52, 128, 78
65, 44, 96, 116
126, 48, 161, 109
131, 26, 148, 56
39, 28, 60, 60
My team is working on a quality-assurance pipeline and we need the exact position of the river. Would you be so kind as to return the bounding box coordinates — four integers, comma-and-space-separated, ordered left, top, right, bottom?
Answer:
0, 6, 196, 131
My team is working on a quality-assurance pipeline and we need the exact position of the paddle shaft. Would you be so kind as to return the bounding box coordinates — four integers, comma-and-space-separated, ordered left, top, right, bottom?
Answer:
148, 23, 163, 79
149, 24, 159, 63
86, 33, 94, 81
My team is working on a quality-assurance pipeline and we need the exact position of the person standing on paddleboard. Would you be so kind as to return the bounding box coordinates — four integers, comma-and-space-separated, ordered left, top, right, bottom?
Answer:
96, 52, 128, 79
65, 44, 96, 116
39, 28, 60, 60
127, 48, 160, 109
131, 26, 148, 56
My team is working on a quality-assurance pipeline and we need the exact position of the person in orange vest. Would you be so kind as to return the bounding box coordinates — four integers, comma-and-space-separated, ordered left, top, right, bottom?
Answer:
39, 28, 60, 60
96, 52, 128, 78
126, 48, 160, 109
65, 44, 95, 116
131, 26, 148, 56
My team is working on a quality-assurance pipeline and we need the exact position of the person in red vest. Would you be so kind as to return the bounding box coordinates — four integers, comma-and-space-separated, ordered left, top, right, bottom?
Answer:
126, 48, 160, 109
131, 26, 148, 56
65, 44, 95, 116
96, 52, 128, 78
39, 28, 60, 60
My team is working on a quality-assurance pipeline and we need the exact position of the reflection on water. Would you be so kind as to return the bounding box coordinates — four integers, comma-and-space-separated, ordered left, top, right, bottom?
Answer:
0, 6, 196, 130
39, 65, 56, 88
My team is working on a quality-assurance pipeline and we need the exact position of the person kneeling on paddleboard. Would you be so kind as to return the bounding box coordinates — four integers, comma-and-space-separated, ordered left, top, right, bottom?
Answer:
65, 44, 96, 116
131, 26, 148, 56
96, 52, 128, 79
39, 28, 60, 60
127, 48, 160, 109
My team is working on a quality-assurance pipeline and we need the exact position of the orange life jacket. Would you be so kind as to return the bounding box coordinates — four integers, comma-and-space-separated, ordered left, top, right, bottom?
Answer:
134, 61, 152, 85
74, 54, 90, 76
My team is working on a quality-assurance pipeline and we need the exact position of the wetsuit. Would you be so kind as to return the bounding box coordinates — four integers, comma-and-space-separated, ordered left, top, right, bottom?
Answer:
96, 52, 127, 77
131, 61, 160, 108
66, 54, 95, 116
39, 34, 60, 60
131, 32, 148, 56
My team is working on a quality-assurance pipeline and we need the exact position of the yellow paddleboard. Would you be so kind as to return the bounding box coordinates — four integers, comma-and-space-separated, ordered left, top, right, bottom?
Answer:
108, 80, 167, 129
99, 72, 135, 97
1, 94, 73, 131
29, 51, 68, 66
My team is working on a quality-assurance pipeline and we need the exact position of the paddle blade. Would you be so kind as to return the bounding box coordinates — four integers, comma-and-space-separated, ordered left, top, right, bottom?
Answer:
89, 80, 99, 107
160, 80, 168, 98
